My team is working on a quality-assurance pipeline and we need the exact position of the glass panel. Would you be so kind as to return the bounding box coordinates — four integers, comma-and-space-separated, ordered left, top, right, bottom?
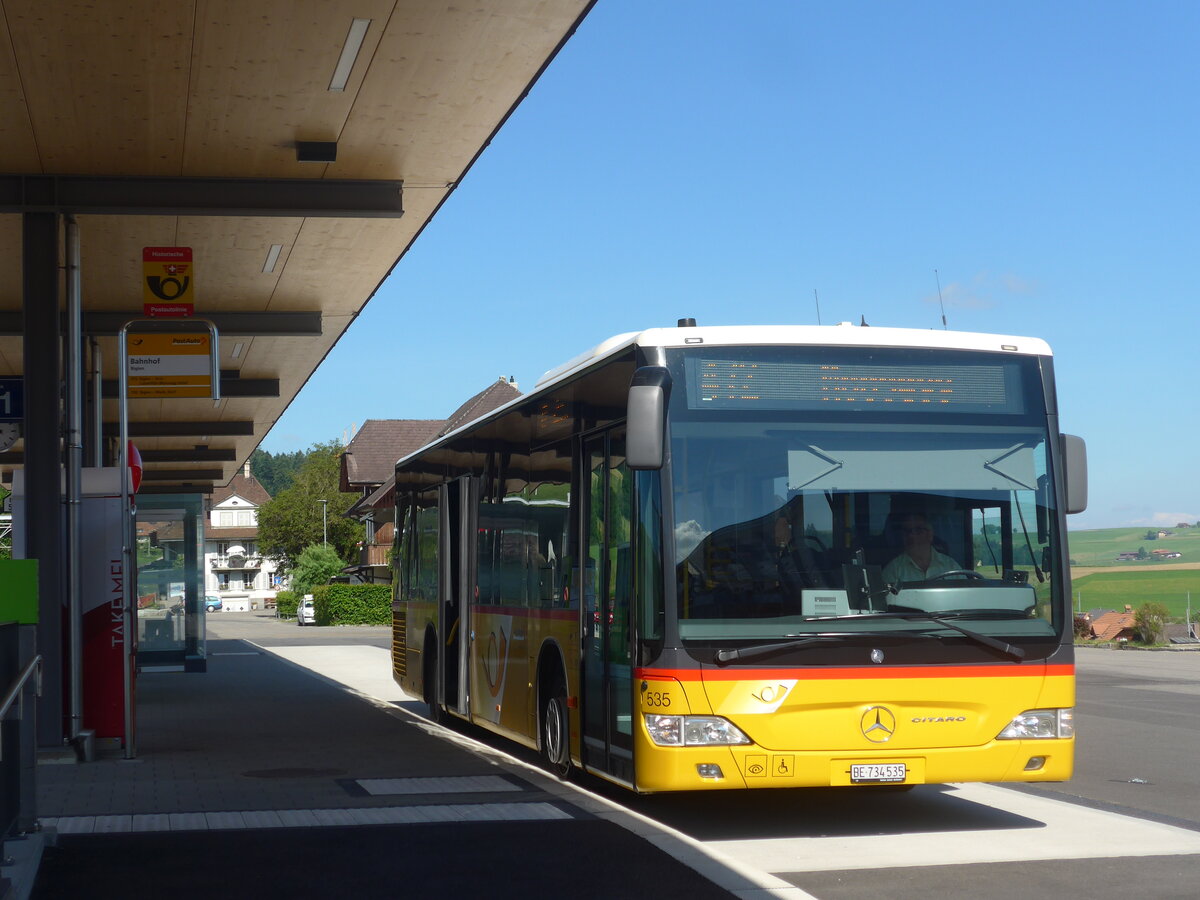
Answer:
583, 441, 605, 743
607, 436, 633, 745
135, 493, 206, 664
636, 470, 664, 646
478, 472, 571, 610
394, 498, 413, 594
414, 492, 439, 604
136, 512, 189, 653
670, 418, 1061, 645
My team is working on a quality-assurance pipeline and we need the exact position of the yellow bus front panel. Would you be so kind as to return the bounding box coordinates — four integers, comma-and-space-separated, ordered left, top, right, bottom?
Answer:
634, 663, 1074, 792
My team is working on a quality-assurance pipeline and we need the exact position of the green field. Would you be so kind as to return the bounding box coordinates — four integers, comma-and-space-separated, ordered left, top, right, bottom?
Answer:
1069, 569, 1200, 618
1067, 525, 1200, 568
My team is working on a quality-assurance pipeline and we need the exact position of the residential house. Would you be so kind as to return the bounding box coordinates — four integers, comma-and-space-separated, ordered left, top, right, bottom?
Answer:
1150, 549, 1182, 559
204, 462, 282, 611
340, 418, 444, 582
340, 377, 521, 582
1087, 606, 1137, 643
1165, 623, 1199, 644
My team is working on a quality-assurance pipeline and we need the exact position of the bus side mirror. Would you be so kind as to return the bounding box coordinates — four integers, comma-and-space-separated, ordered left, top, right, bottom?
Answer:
1061, 434, 1087, 515
627, 366, 671, 470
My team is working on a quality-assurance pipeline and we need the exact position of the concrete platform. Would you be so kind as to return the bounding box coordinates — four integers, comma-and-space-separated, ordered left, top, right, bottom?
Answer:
23, 619, 790, 899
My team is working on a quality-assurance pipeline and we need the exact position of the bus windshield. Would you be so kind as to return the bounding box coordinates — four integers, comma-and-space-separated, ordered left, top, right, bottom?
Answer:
665, 347, 1064, 647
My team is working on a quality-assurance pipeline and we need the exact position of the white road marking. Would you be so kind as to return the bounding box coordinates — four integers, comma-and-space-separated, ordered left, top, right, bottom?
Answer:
704, 782, 1200, 874
41, 802, 572, 834
357, 775, 522, 795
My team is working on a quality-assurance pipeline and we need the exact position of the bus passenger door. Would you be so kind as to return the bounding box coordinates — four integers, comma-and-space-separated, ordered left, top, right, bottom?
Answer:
441, 477, 473, 719
581, 430, 634, 783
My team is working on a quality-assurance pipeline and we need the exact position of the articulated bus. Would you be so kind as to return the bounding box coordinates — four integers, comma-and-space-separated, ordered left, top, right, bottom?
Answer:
391, 322, 1087, 792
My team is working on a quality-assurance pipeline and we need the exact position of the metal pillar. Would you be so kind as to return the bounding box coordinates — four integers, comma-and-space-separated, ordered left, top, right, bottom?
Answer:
65, 217, 91, 758
183, 511, 204, 671
22, 212, 65, 748
87, 337, 104, 467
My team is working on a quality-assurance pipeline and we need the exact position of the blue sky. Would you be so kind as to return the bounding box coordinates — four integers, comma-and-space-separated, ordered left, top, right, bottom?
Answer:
262, 1, 1199, 532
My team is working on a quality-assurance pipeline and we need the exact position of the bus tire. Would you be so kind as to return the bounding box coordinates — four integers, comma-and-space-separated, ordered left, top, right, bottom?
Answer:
540, 676, 571, 779
423, 633, 444, 723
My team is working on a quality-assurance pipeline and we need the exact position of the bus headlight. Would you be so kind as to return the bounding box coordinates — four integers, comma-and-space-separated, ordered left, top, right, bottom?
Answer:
996, 708, 1074, 740
644, 714, 752, 746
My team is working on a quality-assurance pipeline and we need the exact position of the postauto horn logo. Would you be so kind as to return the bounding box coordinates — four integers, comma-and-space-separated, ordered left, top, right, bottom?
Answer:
860, 706, 896, 743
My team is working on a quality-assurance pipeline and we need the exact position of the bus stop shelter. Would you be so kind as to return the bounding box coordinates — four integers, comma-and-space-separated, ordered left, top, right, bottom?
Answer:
0, 0, 594, 763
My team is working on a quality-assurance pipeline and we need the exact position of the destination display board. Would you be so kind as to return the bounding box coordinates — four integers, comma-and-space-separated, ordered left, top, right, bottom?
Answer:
685, 357, 1025, 414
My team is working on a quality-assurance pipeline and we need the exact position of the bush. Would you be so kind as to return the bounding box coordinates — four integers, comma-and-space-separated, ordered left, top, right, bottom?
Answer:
1134, 601, 1170, 644
311, 583, 391, 626
275, 589, 299, 619
1073, 614, 1091, 640
289, 543, 346, 598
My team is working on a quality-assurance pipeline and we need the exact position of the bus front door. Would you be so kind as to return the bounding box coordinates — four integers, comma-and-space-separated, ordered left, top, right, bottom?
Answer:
581, 431, 634, 784
441, 476, 472, 719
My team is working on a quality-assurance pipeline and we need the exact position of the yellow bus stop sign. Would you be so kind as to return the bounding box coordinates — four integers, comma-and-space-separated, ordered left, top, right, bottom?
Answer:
126, 333, 213, 398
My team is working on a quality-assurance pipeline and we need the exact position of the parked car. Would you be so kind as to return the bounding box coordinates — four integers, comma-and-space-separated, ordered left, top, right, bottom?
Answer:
204, 596, 222, 612
296, 595, 316, 626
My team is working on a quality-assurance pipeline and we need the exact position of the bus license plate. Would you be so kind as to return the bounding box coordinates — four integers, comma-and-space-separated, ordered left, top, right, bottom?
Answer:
851, 763, 906, 784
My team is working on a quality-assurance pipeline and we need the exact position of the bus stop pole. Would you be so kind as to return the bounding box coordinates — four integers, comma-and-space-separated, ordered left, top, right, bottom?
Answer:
117, 323, 134, 759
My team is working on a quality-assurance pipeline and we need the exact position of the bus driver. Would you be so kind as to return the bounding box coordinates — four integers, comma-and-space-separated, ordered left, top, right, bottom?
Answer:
882, 512, 961, 584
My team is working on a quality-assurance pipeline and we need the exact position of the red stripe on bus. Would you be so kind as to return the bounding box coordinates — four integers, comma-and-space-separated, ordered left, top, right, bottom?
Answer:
635, 664, 1075, 681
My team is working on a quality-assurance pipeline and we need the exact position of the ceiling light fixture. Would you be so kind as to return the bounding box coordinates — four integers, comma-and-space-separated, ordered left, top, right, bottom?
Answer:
295, 141, 337, 163
230, 342, 245, 359
329, 18, 372, 92
262, 244, 283, 273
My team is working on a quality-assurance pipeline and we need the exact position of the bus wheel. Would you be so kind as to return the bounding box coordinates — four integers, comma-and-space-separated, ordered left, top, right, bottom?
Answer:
423, 638, 443, 723
541, 678, 571, 779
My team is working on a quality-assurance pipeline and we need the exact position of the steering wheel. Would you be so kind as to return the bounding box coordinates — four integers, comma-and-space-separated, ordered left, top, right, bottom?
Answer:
927, 569, 985, 582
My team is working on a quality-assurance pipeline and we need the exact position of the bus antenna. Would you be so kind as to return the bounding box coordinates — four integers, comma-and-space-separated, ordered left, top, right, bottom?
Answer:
934, 269, 948, 330
813, 289, 822, 325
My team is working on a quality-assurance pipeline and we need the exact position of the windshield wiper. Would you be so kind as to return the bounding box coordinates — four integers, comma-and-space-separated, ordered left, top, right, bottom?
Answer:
713, 635, 847, 666
852, 612, 1026, 661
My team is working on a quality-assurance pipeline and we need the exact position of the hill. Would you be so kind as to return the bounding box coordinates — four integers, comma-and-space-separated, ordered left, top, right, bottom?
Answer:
1066, 524, 1200, 568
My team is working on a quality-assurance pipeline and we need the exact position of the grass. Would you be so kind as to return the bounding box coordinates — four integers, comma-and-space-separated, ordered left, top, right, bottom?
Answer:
1069, 569, 1200, 619
1066, 526, 1200, 620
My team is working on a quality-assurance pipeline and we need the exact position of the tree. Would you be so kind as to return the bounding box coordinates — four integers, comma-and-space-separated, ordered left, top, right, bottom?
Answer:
1133, 602, 1170, 644
289, 543, 346, 598
251, 448, 305, 497
1136, 546, 1148, 560
256, 440, 364, 569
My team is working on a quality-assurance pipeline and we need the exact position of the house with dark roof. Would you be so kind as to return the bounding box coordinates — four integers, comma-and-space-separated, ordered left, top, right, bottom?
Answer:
339, 377, 521, 582
204, 462, 282, 611
1165, 623, 1199, 644
340, 419, 445, 497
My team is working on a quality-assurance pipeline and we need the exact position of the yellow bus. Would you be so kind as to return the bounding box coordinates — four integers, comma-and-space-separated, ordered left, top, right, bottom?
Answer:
391, 322, 1086, 792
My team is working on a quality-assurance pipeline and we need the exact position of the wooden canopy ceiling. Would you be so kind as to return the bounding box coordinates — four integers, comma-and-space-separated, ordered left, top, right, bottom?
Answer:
0, 0, 592, 493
